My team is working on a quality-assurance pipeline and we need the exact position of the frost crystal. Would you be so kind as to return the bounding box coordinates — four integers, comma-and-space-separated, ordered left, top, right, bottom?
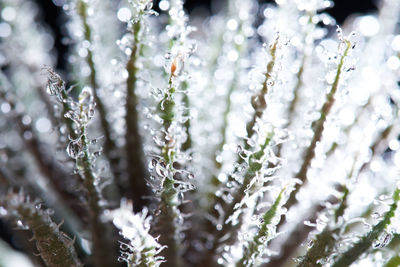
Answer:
106, 200, 165, 267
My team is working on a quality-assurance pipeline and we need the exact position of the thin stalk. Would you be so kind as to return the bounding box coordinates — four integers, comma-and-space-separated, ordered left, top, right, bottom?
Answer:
284, 39, 352, 211
275, 55, 306, 160
385, 255, 400, 267
332, 186, 400, 267
297, 115, 397, 266
293, 131, 359, 267
297, 227, 339, 267
76, 0, 119, 181
125, 18, 150, 211
284, 11, 315, 132
272, 120, 393, 267
46, 70, 119, 267
200, 38, 280, 266
79, 121, 117, 267
154, 62, 182, 267
245, 37, 279, 147
181, 81, 192, 152
210, 61, 241, 189
213, 25, 247, 168
261, 203, 328, 267
287, 56, 305, 125
199, 133, 274, 267
1, 193, 82, 267
237, 188, 285, 267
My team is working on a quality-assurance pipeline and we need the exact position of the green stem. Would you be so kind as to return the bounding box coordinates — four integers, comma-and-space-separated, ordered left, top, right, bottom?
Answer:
78, 118, 118, 267
385, 255, 400, 267
284, 40, 352, 212
332, 186, 400, 267
245, 37, 279, 147
2, 196, 83, 267
237, 188, 285, 267
154, 69, 181, 267
77, 0, 119, 181
297, 227, 338, 267
199, 133, 274, 267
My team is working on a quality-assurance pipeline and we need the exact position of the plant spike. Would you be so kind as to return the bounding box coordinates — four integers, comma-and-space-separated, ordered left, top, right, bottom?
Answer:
76, 0, 119, 181
283, 35, 353, 212
151, 1, 195, 266
237, 186, 288, 267
45, 69, 119, 267
332, 185, 400, 267
199, 130, 276, 266
124, 0, 153, 211
0, 191, 83, 267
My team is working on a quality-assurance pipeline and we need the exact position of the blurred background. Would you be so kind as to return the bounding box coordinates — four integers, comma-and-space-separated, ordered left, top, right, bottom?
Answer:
35, 0, 377, 70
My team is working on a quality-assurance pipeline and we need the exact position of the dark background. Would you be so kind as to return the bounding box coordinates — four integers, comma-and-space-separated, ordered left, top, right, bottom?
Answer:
34, 0, 377, 70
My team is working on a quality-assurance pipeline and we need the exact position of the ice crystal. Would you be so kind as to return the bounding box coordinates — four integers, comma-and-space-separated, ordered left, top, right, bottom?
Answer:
106, 199, 165, 266
2, 0, 400, 266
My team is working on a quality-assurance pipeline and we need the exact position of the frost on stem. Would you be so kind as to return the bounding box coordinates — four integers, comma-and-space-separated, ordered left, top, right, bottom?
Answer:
246, 36, 280, 147
74, 0, 119, 181
200, 128, 282, 266
45, 68, 119, 267
149, 1, 196, 266
105, 199, 165, 267
0, 191, 82, 267
237, 184, 294, 267
332, 185, 400, 267
284, 32, 354, 212
199, 35, 283, 266
209, 0, 256, 192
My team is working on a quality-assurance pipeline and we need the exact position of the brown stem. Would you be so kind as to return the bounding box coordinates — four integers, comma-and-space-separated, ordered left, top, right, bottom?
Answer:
284, 40, 351, 213
125, 20, 150, 211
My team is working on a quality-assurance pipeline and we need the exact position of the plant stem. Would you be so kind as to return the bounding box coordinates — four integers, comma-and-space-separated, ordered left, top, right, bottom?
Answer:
1, 194, 83, 267
261, 203, 328, 267
237, 188, 285, 267
181, 81, 192, 152
284, 39, 352, 211
154, 67, 182, 267
79, 123, 118, 267
199, 133, 274, 266
125, 18, 150, 211
245, 37, 279, 148
385, 255, 400, 267
77, 0, 119, 181
332, 186, 400, 267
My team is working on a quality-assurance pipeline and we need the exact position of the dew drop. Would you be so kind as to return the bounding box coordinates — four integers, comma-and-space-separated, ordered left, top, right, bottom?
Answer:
67, 138, 83, 159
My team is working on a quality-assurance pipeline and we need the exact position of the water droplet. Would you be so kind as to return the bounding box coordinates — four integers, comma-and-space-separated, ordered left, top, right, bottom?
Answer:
67, 138, 83, 159
92, 150, 102, 158
120, 243, 129, 250
17, 220, 29, 230
46, 209, 55, 215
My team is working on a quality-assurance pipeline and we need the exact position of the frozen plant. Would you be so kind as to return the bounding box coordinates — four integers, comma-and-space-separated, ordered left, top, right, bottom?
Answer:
0, 0, 400, 266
